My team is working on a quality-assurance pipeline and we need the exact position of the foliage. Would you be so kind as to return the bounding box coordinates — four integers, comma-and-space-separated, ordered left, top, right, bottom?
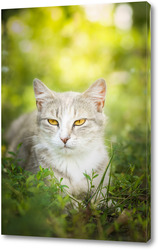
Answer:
2, 129, 151, 241
2, 2, 151, 242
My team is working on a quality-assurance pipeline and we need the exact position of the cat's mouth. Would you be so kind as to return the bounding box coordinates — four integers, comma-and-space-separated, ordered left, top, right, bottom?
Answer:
63, 145, 72, 149
59, 144, 73, 150
59, 145, 74, 155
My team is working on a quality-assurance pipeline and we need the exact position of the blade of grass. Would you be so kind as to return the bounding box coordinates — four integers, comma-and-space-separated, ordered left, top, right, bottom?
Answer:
86, 151, 114, 204
94, 151, 114, 203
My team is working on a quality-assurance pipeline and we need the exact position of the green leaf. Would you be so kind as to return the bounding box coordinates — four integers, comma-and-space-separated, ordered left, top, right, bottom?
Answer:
60, 177, 63, 183
83, 173, 91, 181
93, 174, 99, 179
8, 151, 16, 156
17, 143, 22, 150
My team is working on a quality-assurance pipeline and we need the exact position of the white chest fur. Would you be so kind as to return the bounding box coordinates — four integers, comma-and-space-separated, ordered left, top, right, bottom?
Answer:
34, 140, 109, 195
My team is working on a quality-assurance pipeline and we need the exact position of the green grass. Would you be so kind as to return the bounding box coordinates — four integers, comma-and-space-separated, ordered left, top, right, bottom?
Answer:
1, 128, 151, 242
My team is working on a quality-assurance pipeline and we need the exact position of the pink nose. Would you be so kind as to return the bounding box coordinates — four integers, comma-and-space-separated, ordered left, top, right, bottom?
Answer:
60, 137, 70, 144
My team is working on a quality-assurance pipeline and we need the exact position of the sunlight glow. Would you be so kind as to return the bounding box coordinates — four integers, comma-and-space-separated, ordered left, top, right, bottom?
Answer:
109, 71, 130, 85
83, 4, 114, 26
10, 20, 24, 33
19, 40, 32, 53
114, 4, 133, 30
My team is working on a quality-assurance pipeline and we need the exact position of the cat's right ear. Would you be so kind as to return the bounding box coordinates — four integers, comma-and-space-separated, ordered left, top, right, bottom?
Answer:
83, 78, 106, 112
33, 78, 54, 112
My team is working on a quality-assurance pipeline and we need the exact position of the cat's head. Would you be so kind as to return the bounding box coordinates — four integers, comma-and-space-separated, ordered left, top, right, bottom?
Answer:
33, 78, 107, 155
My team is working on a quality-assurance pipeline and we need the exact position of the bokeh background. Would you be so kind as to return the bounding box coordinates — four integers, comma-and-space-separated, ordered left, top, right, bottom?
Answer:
2, 2, 150, 140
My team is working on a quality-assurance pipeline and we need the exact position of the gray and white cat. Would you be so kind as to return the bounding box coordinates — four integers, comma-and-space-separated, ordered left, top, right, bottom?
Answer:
6, 78, 109, 196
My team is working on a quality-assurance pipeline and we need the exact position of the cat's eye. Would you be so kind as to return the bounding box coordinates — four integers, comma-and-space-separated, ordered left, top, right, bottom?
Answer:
74, 119, 86, 126
48, 119, 59, 126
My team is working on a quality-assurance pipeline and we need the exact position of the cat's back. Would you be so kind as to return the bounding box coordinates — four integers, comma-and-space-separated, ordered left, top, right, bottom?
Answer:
6, 110, 37, 152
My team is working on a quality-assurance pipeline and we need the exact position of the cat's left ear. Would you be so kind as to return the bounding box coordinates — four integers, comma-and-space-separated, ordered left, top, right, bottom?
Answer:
83, 78, 106, 112
33, 78, 54, 112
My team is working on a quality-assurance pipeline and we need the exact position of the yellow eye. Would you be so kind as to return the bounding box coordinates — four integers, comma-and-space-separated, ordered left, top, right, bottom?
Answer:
74, 119, 86, 126
48, 119, 59, 126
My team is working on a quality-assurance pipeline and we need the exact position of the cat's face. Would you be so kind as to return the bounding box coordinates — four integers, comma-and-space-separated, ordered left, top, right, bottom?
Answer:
34, 78, 107, 155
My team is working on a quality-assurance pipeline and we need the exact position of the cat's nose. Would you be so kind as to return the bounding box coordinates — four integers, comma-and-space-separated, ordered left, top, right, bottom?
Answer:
60, 137, 70, 144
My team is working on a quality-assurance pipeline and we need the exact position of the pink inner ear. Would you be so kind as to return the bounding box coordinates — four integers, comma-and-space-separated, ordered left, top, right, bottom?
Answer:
36, 100, 43, 111
35, 89, 45, 111
96, 84, 106, 111
100, 88, 105, 95
37, 91, 44, 95
99, 89, 106, 100
83, 78, 106, 112
97, 100, 105, 112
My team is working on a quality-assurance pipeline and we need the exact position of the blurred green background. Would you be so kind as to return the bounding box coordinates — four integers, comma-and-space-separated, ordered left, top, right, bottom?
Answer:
2, 2, 150, 139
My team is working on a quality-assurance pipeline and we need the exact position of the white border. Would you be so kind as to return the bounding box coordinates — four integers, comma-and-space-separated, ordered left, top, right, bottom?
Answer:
0, 0, 153, 9
1, 0, 157, 250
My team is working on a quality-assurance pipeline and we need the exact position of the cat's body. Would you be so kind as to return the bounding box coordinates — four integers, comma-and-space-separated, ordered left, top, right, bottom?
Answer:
6, 79, 109, 196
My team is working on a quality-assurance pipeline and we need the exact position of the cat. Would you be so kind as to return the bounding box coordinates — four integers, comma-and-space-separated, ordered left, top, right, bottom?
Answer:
6, 78, 109, 197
